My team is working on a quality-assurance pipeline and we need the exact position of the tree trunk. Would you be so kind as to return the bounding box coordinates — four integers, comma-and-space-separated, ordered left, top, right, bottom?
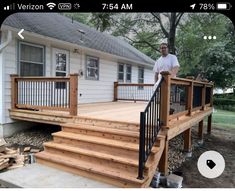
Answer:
168, 13, 177, 54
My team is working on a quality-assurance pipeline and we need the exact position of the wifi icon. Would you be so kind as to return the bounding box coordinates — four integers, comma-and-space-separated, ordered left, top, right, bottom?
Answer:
46, 2, 56, 10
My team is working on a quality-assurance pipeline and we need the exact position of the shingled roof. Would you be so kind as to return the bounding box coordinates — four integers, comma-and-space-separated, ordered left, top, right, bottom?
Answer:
2, 13, 155, 66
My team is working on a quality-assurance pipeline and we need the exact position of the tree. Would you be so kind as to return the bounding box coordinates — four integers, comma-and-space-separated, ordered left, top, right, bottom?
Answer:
151, 13, 184, 54
90, 13, 114, 32
110, 13, 184, 59
176, 13, 235, 88
62, 13, 91, 26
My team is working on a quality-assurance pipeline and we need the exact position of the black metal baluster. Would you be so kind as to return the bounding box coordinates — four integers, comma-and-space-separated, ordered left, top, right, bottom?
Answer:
138, 112, 145, 180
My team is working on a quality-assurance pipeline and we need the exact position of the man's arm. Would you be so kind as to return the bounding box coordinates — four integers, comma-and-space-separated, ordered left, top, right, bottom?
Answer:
171, 66, 179, 77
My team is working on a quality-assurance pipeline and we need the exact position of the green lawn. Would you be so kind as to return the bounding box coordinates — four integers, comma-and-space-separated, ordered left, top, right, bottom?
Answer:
212, 109, 235, 128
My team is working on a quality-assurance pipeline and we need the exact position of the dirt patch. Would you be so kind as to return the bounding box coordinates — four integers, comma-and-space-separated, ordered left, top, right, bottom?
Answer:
175, 125, 235, 188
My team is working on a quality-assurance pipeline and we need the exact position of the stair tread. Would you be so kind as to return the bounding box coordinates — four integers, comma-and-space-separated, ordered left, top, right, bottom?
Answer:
52, 131, 139, 151
36, 151, 147, 184
63, 123, 139, 137
44, 142, 139, 167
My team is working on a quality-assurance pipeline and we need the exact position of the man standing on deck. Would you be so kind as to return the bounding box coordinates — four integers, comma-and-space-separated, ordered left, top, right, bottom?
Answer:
153, 43, 180, 114
153, 43, 180, 82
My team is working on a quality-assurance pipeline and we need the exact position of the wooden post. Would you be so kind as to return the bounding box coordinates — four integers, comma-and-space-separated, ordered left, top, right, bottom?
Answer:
201, 85, 206, 110
184, 128, 192, 152
160, 71, 171, 127
207, 114, 212, 134
10, 74, 18, 109
210, 84, 214, 107
159, 140, 169, 175
113, 81, 118, 101
69, 73, 78, 116
198, 120, 204, 140
187, 81, 193, 116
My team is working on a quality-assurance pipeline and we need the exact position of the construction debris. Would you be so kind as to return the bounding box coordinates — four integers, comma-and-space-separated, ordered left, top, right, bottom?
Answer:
0, 144, 40, 172
23, 147, 31, 152
30, 149, 40, 153
0, 139, 6, 153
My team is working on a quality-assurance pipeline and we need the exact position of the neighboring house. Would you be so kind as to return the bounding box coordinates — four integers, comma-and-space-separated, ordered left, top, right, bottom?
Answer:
0, 13, 155, 137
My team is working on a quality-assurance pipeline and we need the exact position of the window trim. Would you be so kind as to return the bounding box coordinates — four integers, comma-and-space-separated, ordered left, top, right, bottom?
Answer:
117, 63, 125, 82
18, 41, 45, 76
85, 55, 99, 81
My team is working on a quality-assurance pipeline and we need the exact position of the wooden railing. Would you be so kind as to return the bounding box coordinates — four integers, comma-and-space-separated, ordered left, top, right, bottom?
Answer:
11, 74, 78, 115
138, 75, 163, 179
137, 71, 214, 179
113, 82, 154, 102
166, 75, 214, 121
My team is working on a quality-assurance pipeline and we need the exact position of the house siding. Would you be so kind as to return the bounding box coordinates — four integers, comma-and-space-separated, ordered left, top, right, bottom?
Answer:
0, 34, 3, 124
1, 30, 154, 124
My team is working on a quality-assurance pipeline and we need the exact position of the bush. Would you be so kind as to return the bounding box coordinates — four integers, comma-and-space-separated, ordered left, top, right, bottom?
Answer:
213, 97, 235, 111
213, 98, 235, 106
214, 93, 235, 99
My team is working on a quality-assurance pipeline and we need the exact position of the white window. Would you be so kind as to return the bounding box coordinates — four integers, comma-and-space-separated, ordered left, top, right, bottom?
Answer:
86, 56, 99, 80
138, 67, 144, 89
118, 63, 132, 82
118, 63, 124, 82
138, 67, 144, 83
126, 64, 132, 83
19, 42, 44, 76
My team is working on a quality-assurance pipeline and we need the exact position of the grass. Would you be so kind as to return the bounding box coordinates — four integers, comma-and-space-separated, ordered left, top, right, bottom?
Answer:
212, 109, 235, 128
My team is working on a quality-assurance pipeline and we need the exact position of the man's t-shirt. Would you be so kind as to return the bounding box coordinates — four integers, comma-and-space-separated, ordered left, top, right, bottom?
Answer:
153, 54, 180, 77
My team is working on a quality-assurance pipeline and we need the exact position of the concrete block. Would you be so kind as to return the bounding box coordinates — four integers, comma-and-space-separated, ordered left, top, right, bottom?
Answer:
167, 174, 183, 188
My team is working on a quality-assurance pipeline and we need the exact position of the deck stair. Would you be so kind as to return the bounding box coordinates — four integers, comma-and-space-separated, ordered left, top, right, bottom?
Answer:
35, 120, 165, 187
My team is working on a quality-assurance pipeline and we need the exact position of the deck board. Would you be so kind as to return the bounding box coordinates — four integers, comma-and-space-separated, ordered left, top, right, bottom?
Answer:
77, 101, 147, 124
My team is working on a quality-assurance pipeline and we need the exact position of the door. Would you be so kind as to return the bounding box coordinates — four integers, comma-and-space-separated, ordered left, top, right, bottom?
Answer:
52, 48, 69, 107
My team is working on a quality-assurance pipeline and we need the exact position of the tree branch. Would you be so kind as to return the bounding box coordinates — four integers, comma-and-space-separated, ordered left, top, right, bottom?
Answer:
123, 35, 160, 52
175, 13, 184, 27
151, 13, 169, 38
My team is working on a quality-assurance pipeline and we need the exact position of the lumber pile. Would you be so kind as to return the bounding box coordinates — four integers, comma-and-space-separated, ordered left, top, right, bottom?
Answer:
0, 138, 40, 171
0, 147, 25, 170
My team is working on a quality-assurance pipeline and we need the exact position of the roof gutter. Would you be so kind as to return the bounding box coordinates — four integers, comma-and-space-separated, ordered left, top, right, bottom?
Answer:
0, 30, 12, 53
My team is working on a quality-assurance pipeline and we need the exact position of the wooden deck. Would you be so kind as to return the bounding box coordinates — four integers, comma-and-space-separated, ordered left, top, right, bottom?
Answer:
77, 101, 147, 124
9, 73, 214, 187
10, 101, 146, 125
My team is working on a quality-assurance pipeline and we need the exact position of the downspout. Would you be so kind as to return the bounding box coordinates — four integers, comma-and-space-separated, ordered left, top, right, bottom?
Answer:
0, 30, 13, 53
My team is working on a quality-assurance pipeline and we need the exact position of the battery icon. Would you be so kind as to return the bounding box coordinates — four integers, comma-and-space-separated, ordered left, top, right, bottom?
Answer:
216, 2, 232, 10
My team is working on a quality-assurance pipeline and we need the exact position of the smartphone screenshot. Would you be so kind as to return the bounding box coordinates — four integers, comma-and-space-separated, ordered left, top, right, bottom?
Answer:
0, 0, 234, 189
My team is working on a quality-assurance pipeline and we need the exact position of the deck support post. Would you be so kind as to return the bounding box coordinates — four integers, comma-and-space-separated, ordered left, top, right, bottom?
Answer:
201, 85, 206, 111
113, 82, 118, 101
207, 114, 212, 134
198, 120, 204, 141
187, 82, 193, 116
158, 71, 171, 176
10, 74, 18, 109
160, 71, 171, 127
69, 73, 78, 116
183, 127, 192, 153
159, 140, 169, 175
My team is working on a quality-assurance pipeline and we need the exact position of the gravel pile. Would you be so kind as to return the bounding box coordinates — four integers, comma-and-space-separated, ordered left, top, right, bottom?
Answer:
5, 125, 60, 150
168, 127, 200, 172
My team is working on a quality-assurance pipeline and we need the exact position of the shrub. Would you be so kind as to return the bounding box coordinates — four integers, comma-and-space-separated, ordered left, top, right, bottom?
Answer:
213, 98, 235, 106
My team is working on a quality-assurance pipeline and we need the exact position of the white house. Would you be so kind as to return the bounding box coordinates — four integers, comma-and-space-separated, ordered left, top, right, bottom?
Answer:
0, 13, 155, 137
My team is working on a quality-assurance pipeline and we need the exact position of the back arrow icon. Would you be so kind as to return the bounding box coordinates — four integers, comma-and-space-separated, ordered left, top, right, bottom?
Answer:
18, 29, 24, 39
